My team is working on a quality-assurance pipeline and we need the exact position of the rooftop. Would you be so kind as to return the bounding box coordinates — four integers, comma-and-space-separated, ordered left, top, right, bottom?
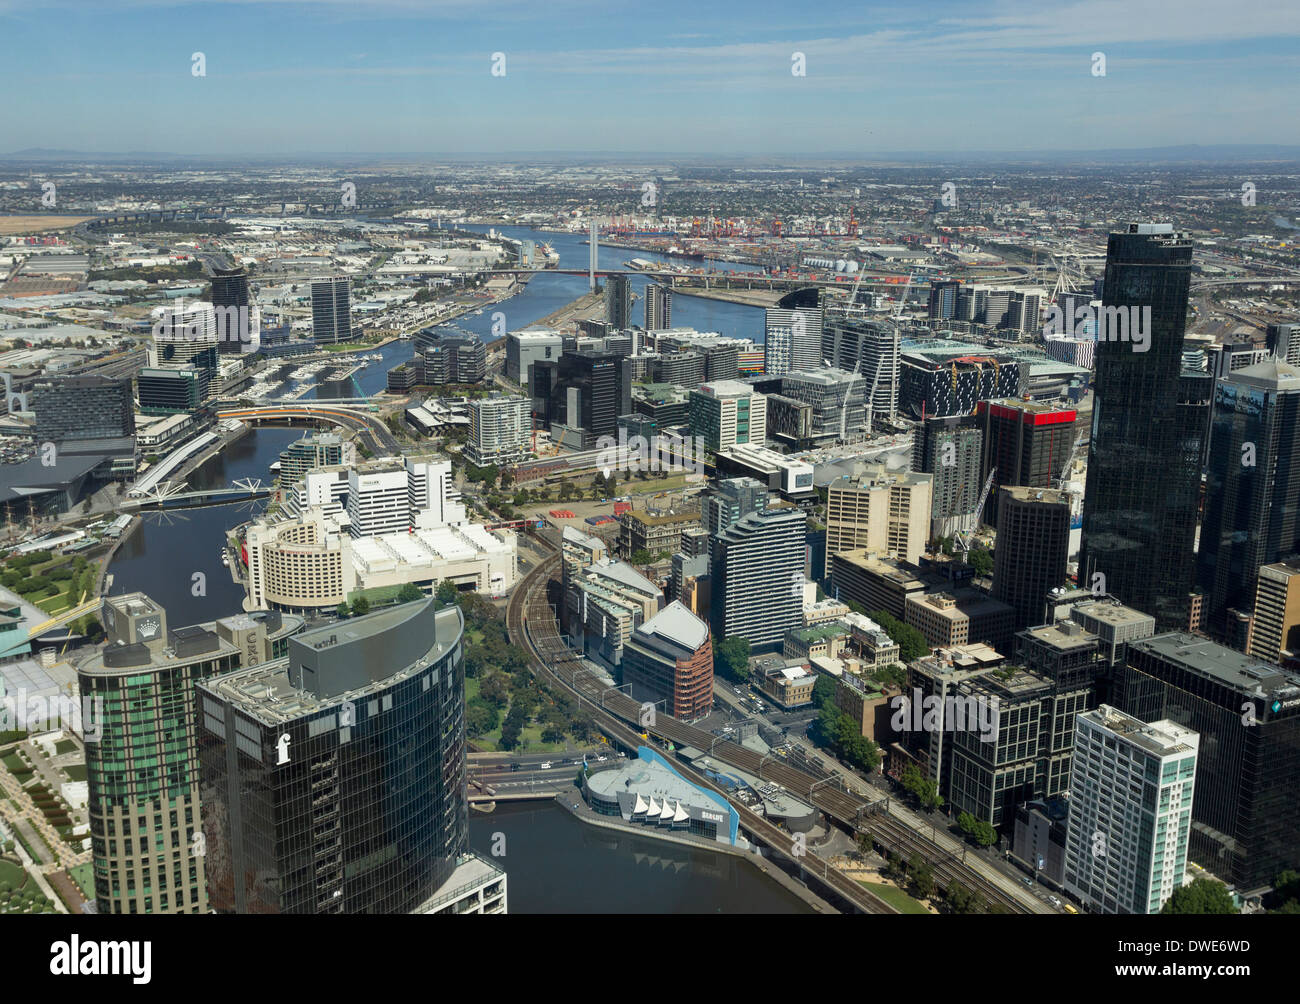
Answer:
1131, 632, 1300, 698
1082, 704, 1200, 758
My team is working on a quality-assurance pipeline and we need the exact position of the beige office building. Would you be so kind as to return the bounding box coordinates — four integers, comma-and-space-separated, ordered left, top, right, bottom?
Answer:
1248, 559, 1300, 664
824, 466, 932, 576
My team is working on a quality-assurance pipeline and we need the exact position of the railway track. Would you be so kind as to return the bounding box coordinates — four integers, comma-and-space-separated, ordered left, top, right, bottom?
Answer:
504, 541, 895, 914
504, 532, 1032, 914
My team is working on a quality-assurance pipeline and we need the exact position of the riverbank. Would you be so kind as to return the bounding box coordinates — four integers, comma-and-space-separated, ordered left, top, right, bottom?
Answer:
670, 284, 789, 309
555, 793, 838, 914
530, 288, 606, 329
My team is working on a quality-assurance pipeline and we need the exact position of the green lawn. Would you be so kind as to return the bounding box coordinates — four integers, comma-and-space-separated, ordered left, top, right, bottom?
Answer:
859, 880, 930, 914
62, 764, 87, 783
67, 861, 94, 898
1, 753, 25, 773
0, 859, 30, 891
54, 740, 76, 756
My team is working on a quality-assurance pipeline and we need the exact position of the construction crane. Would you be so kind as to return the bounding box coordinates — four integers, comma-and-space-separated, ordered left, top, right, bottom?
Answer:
1053, 431, 1085, 488
957, 467, 996, 561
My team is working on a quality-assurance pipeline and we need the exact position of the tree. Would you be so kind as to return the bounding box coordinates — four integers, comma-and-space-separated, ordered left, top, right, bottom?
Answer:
966, 545, 994, 578
479, 674, 510, 709
397, 583, 423, 604
466, 699, 500, 737
714, 637, 751, 683
436, 579, 459, 605
869, 609, 931, 662
901, 764, 944, 812
336, 602, 350, 619
1161, 878, 1239, 915
908, 854, 935, 900
351, 596, 371, 616
498, 717, 522, 751
630, 549, 653, 566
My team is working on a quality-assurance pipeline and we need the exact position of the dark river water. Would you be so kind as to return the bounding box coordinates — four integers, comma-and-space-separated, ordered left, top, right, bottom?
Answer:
468, 801, 812, 914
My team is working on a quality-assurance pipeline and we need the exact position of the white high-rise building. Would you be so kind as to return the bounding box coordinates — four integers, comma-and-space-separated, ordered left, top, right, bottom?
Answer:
347, 466, 410, 538
150, 300, 219, 367
765, 307, 822, 376
1064, 705, 1199, 915
505, 328, 563, 391
467, 396, 531, 466
407, 457, 466, 530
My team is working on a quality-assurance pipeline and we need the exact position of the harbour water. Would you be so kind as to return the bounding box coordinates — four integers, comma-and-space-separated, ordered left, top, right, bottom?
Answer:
468, 802, 813, 914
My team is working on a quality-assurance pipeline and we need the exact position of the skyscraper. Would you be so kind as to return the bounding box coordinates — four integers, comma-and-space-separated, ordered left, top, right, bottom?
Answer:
821, 314, 898, 424
1079, 225, 1211, 631
1196, 359, 1300, 635
1116, 632, 1300, 889
78, 594, 305, 914
913, 415, 983, 540
710, 505, 806, 651
209, 266, 254, 354
1267, 322, 1300, 367
30, 375, 135, 445
991, 487, 1071, 631
1064, 705, 1199, 915
532, 351, 632, 449
927, 280, 961, 321
466, 395, 531, 466
764, 307, 822, 376
824, 466, 933, 576
688, 380, 767, 452
1248, 559, 1300, 666
621, 601, 714, 720
605, 273, 632, 329
645, 282, 672, 330
975, 399, 1077, 525
197, 600, 503, 913
311, 275, 353, 345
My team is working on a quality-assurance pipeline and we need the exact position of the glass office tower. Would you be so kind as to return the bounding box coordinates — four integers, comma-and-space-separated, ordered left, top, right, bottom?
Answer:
197, 599, 468, 913
1079, 224, 1212, 631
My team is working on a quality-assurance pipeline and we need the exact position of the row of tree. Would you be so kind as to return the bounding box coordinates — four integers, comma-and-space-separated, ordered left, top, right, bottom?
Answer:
808, 675, 881, 772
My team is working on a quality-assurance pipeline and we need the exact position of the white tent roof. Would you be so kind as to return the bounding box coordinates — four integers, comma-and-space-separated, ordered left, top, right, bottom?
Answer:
673, 801, 689, 823
633, 794, 648, 815
647, 796, 660, 816
659, 800, 674, 821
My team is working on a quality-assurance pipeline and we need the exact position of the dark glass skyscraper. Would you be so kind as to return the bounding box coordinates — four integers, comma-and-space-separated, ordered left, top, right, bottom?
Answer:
311, 275, 352, 345
210, 266, 251, 354
532, 350, 632, 449
1116, 633, 1300, 890
1196, 359, 1300, 635
197, 599, 468, 914
1079, 225, 1212, 631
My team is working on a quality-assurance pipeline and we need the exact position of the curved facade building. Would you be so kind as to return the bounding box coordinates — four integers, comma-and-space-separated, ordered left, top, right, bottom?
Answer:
196, 599, 467, 913
78, 594, 305, 915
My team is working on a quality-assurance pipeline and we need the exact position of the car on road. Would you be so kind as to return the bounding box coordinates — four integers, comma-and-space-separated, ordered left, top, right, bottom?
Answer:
510, 763, 520, 772
1021, 877, 1034, 887
1047, 895, 1061, 907
540, 761, 552, 769
596, 755, 607, 762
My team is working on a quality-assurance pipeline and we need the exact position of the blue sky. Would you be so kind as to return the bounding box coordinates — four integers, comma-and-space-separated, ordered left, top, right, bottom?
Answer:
2, 0, 1298, 156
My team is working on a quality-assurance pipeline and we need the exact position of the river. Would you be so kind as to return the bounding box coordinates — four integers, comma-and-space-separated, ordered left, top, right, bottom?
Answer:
468, 802, 812, 914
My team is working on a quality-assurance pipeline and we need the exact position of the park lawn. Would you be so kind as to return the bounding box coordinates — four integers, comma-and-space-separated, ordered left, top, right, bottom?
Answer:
0, 858, 30, 892
474, 720, 568, 754
54, 740, 76, 756
2, 753, 25, 773
62, 764, 87, 783
859, 880, 930, 914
